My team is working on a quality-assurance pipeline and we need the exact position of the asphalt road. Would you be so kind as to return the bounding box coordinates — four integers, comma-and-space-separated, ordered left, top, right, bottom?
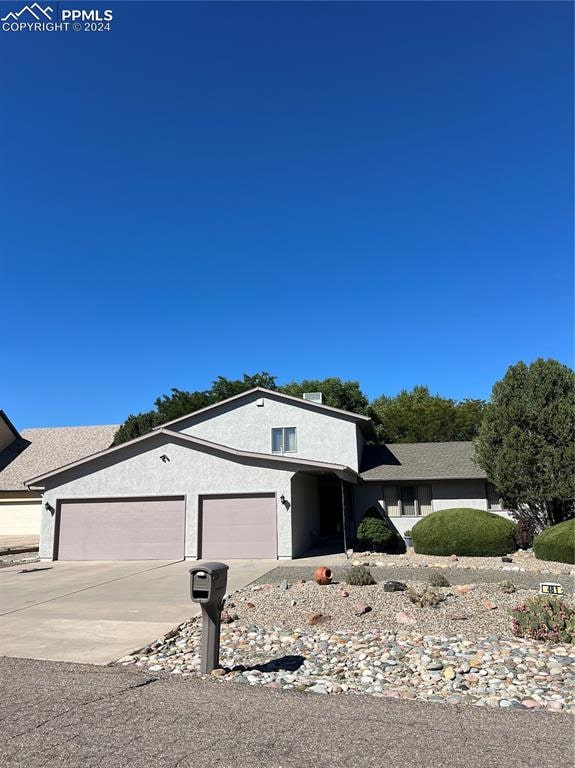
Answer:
1, 657, 573, 768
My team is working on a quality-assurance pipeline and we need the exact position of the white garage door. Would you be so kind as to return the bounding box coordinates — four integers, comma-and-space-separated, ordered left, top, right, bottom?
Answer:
56, 497, 185, 560
0, 499, 41, 535
200, 494, 277, 559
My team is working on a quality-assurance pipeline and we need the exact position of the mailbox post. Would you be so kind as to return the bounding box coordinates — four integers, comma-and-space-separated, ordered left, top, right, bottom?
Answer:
189, 562, 229, 674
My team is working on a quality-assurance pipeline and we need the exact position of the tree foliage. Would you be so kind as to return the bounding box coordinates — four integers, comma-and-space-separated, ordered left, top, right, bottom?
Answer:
279, 377, 370, 416
113, 373, 371, 445
370, 386, 485, 443
474, 359, 575, 528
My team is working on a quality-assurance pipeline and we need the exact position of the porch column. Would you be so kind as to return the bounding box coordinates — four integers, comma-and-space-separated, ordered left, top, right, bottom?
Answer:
340, 478, 348, 554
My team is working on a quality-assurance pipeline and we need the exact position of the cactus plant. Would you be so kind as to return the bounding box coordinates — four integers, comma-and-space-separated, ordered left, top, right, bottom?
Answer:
342, 566, 376, 586
407, 585, 446, 608
427, 571, 451, 588
498, 579, 516, 594
511, 596, 575, 644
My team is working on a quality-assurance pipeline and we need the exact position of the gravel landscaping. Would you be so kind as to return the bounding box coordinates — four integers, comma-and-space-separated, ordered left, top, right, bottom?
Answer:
350, 549, 574, 575
0, 552, 39, 569
253, 565, 574, 594
121, 573, 575, 713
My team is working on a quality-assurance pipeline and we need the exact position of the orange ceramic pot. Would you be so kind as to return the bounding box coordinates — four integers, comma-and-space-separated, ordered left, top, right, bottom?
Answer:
314, 566, 333, 585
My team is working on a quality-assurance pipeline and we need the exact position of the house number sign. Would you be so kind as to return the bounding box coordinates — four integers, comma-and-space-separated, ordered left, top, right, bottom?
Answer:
539, 582, 564, 596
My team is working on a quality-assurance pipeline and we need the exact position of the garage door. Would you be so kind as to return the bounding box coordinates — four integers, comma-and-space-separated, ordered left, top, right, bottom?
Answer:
56, 497, 185, 560
0, 499, 41, 536
200, 494, 277, 559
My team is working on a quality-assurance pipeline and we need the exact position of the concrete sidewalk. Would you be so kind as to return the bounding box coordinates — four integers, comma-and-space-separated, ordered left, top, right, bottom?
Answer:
0, 534, 39, 553
0, 559, 274, 664
1, 657, 572, 768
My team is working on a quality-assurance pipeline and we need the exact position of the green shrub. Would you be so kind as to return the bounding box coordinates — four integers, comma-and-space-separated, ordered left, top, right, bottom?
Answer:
533, 519, 575, 564
356, 507, 405, 553
427, 571, 450, 588
342, 566, 376, 586
511, 596, 575, 644
411, 508, 517, 557
498, 579, 516, 594
408, 585, 445, 608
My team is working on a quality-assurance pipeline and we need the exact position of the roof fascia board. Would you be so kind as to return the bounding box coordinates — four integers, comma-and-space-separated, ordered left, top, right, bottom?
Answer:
0, 410, 22, 442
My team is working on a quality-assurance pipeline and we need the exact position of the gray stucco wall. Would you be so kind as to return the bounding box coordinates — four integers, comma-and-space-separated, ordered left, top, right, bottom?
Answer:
354, 484, 385, 525
289, 472, 320, 557
430, 480, 488, 512
39, 433, 295, 560
171, 392, 362, 471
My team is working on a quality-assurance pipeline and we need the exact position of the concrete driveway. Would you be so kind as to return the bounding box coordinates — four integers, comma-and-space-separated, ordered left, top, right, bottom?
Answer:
0, 559, 275, 664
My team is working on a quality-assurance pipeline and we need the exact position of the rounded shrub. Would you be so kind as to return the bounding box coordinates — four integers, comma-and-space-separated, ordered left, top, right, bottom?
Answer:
533, 518, 575, 564
356, 506, 405, 553
411, 508, 517, 557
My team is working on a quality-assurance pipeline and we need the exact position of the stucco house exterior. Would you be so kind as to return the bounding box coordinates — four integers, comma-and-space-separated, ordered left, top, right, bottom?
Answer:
0, 411, 118, 537
24, 388, 507, 561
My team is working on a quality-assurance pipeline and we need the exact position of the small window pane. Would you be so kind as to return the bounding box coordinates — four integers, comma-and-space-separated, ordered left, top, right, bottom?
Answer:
272, 429, 283, 453
487, 483, 501, 510
284, 427, 296, 452
400, 486, 416, 516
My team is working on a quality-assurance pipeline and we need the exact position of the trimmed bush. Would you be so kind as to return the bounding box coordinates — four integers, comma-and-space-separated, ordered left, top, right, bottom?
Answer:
511, 596, 575, 644
356, 507, 405, 553
411, 508, 517, 557
533, 519, 575, 564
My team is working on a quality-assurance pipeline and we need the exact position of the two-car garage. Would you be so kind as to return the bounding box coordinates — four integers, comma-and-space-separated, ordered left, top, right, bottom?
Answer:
53, 494, 278, 561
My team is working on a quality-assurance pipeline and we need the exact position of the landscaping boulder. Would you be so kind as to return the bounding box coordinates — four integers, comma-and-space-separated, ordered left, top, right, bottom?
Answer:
383, 580, 407, 592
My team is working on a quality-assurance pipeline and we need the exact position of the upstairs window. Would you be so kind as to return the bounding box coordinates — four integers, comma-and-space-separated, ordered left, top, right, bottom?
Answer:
272, 427, 297, 454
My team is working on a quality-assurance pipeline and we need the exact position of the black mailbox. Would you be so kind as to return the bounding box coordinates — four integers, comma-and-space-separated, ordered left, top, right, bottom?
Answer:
190, 562, 229, 605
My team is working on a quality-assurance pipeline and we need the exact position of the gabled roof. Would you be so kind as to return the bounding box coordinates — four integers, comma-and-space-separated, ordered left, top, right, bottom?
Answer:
360, 441, 486, 482
160, 387, 376, 437
0, 424, 119, 491
0, 410, 21, 453
25, 427, 358, 487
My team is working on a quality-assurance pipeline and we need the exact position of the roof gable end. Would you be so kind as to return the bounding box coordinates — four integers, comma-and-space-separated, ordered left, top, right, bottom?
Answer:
161, 387, 374, 434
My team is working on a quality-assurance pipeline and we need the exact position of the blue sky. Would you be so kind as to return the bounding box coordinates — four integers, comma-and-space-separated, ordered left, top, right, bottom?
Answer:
1, 1, 573, 428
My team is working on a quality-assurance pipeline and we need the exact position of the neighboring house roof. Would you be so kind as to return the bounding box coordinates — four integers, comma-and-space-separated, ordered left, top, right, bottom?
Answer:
159, 387, 377, 437
0, 424, 119, 491
25, 427, 359, 487
0, 409, 21, 453
360, 441, 487, 482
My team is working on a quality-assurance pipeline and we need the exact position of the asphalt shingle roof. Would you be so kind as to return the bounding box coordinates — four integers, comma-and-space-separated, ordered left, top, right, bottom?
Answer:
0, 425, 119, 491
360, 441, 486, 482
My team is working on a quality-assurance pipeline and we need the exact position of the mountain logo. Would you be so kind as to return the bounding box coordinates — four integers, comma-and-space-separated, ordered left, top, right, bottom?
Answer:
1, 3, 53, 21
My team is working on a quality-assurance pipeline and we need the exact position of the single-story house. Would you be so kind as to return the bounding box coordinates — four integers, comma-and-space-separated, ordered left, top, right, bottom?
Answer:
0, 410, 118, 537
23, 388, 508, 561
357, 441, 506, 536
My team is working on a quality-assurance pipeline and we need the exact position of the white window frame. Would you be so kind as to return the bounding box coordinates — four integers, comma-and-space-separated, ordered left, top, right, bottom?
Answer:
271, 427, 297, 454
